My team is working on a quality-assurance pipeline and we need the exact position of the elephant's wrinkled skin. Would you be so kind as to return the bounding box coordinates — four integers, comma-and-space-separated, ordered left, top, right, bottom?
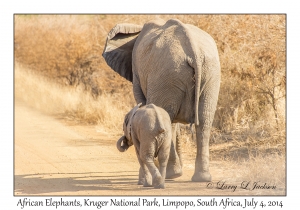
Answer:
117, 103, 173, 189
103, 18, 221, 182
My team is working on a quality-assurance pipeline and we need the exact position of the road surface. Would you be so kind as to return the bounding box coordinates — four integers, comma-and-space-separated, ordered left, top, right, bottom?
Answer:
14, 100, 284, 196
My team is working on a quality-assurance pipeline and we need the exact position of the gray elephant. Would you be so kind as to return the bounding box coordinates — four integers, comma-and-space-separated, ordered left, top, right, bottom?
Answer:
103, 18, 221, 182
117, 103, 172, 189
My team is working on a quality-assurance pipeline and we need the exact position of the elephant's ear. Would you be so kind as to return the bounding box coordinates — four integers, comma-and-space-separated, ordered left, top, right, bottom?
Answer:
102, 23, 143, 82
126, 103, 143, 141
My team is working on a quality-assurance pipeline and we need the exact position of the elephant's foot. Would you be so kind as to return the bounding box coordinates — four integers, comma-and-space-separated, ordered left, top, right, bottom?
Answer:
143, 183, 153, 187
137, 178, 145, 185
153, 175, 164, 189
166, 161, 182, 179
191, 171, 212, 182
154, 183, 165, 189
143, 178, 153, 187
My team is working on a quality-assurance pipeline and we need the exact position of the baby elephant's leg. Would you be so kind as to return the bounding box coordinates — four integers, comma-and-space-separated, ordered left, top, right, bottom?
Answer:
135, 147, 152, 187
140, 143, 163, 189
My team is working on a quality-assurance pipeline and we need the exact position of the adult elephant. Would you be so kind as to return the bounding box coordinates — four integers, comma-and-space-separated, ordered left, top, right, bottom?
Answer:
102, 18, 221, 182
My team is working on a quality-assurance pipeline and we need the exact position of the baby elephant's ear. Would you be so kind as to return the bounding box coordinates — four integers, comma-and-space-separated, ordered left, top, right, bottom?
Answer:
116, 136, 130, 152
128, 103, 142, 124
126, 103, 143, 137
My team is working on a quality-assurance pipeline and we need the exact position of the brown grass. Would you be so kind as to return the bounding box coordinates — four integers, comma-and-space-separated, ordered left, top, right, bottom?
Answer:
15, 63, 133, 133
222, 153, 286, 194
237, 153, 285, 187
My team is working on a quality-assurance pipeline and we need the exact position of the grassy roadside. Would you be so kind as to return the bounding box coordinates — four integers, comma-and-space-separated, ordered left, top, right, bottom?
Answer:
15, 63, 133, 133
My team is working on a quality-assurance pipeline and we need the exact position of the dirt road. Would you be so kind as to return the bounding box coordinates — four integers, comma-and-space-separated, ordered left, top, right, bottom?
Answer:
14, 100, 283, 196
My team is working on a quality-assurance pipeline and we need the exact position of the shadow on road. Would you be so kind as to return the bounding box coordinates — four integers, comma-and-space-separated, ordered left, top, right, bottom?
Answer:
14, 171, 141, 195
14, 171, 212, 196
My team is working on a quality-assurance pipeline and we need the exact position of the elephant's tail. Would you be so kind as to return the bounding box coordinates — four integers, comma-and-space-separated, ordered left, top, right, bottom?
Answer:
149, 104, 166, 134
194, 63, 202, 126
187, 57, 202, 126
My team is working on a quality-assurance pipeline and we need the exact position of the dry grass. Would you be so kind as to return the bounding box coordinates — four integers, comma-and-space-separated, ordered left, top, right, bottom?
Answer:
15, 63, 133, 133
225, 153, 286, 194
14, 15, 134, 99
238, 153, 285, 187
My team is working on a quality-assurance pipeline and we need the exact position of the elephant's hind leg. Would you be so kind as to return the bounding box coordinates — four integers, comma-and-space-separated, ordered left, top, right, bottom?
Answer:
140, 145, 164, 188
135, 147, 152, 187
137, 167, 145, 185
192, 77, 220, 182
156, 140, 171, 189
166, 125, 182, 179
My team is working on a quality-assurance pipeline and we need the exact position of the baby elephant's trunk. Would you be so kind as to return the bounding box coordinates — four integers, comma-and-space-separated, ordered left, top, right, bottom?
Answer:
116, 136, 130, 152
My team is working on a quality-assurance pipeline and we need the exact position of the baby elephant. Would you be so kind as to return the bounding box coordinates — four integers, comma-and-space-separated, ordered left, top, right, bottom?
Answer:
116, 103, 172, 189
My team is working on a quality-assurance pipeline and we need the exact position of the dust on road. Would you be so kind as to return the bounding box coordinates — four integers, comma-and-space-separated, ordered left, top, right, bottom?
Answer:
14, 100, 284, 196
